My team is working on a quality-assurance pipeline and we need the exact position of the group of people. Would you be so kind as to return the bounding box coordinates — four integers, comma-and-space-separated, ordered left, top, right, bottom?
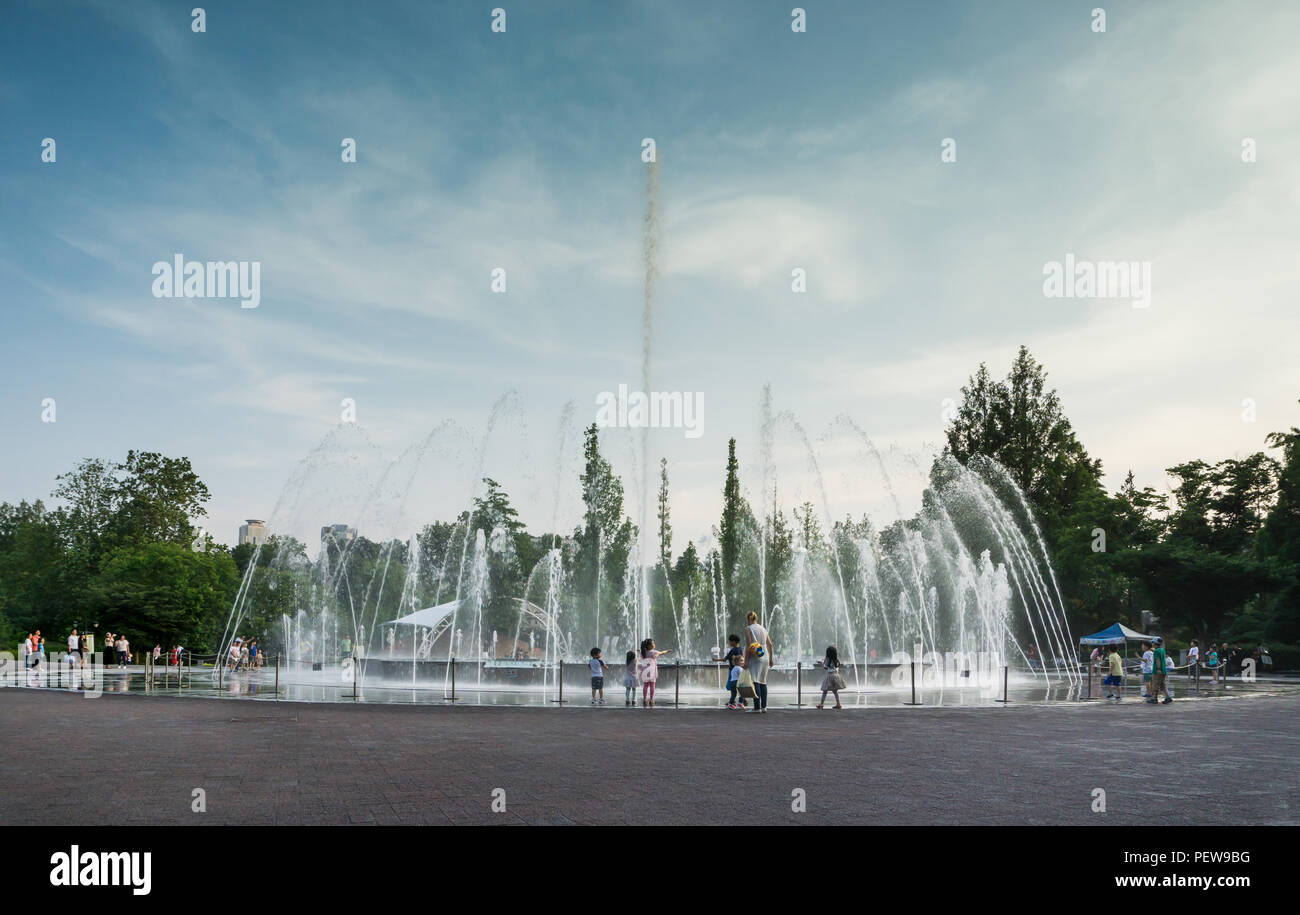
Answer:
101, 632, 133, 668
20, 628, 164, 671
225, 636, 263, 671
585, 639, 675, 707
584, 611, 847, 712
1095, 635, 1257, 703
20, 630, 47, 668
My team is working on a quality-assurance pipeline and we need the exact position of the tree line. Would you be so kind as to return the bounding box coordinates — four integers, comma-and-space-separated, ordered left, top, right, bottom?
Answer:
2, 348, 1296, 666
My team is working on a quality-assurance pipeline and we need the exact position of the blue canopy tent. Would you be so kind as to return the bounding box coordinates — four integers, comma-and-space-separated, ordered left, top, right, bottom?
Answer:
1079, 622, 1154, 646
1078, 622, 1156, 676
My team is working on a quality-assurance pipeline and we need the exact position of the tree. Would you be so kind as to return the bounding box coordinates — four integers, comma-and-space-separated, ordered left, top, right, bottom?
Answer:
110, 450, 211, 546
763, 487, 793, 620
573, 424, 633, 642
718, 438, 745, 609
0, 500, 68, 635
1251, 413, 1300, 644
651, 458, 676, 639
1260, 417, 1300, 563
474, 478, 527, 636
474, 478, 524, 537
1119, 540, 1284, 641
1166, 454, 1279, 554
90, 541, 238, 650
945, 346, 1103, 525
792, 501, 826, 557
656, 458, 672, 572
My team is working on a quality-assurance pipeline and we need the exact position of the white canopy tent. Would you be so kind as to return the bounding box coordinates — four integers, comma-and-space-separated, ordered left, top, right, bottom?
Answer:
378, 598, 568, 661
380, 600, 459, 631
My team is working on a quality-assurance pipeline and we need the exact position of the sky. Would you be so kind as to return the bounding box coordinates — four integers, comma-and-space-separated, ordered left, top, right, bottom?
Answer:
2, 0, 1299, 551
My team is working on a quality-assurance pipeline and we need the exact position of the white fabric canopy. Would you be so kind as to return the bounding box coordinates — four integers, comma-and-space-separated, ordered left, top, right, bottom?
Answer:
380, 600, 458, 629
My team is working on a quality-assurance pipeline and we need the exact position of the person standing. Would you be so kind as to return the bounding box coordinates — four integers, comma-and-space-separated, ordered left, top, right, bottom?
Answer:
1103, 645, 1124, 701
68, 629, 81, 667
1149, 637, 1169, 705
743, 611, 775, 714
815, 645, 847, 709
721, 634, 747, 709
1187, 640, 1200, 683
588, 647, 608, 705
622, 651, 638, 706
638, 638, 672, 708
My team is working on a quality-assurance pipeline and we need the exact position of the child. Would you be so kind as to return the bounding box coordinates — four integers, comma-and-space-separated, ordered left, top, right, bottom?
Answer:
589, 647, 608, 705
1207, 646, 1219, 685
623, 651, 638, 706
722, 634, 746, 709
1103, 645, 1123, 701
639, 638, 673, 708
726, 662, 743, 709
815, 645, 847, 708
1140, 641, 1154, 698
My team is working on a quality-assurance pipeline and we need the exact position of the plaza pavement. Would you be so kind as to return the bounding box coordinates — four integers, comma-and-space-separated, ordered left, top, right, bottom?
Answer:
1, 687, 1296, 825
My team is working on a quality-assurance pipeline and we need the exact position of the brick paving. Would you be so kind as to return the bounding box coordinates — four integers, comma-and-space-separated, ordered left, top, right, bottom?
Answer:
2, 688, 1296, 825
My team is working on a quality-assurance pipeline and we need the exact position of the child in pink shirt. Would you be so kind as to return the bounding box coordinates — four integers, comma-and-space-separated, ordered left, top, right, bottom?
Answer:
638, 638, 673, 708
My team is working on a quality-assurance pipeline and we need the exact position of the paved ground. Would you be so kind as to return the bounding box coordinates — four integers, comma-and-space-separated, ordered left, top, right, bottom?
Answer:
2, 688, 1296, 825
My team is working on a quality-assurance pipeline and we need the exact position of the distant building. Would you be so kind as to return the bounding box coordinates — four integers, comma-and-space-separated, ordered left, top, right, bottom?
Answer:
238, 519, 267, 545
321, 523, 358, 544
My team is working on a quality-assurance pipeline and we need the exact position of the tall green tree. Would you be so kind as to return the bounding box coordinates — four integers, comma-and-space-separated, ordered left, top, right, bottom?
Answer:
717, 438, 745, 610
657, 458, 672, 573
573, 424, 634, 641
945, 346, 1103, 524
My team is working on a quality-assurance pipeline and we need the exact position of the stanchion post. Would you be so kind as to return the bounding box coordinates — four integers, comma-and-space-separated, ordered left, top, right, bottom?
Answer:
996, 664, 1010, 703
275, 654, 280, 697
444, 656, 459, 703
674, 659, 680, 707
550, 658, 566, 704
353, 650, 359, 701
796, 661, 803, 708
903, 658, 921, 705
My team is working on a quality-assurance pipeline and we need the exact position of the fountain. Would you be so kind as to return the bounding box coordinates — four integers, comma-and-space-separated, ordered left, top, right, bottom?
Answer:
212, 159, 1075, 702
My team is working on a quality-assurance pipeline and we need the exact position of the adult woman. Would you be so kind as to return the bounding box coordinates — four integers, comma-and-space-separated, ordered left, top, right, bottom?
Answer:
742, 611, 775, 713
